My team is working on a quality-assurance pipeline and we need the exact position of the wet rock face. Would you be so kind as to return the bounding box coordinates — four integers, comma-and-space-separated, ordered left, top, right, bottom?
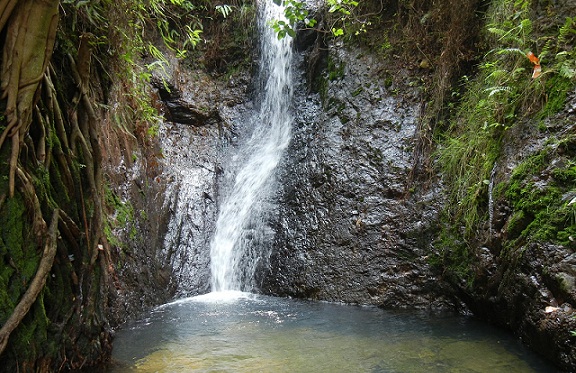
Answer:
105, 53, 254, 319
463, 240, 576, 369
460, 98, 576, 369
154, 81, 221, 126
159, 120, 221, 296
262, 46, 455, 310
156, 63, 254, 297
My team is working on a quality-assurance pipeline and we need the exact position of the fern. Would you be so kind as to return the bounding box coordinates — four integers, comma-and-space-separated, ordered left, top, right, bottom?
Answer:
558, 17, 576, 45
215, 4, 234, 18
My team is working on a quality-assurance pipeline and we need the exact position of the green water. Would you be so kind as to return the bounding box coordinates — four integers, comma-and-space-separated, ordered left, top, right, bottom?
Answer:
109, 292, 557, 372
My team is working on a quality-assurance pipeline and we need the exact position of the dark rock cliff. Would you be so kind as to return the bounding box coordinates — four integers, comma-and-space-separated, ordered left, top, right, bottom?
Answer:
260, 1, 576, 370
104, 52, 256, 321
262, 43, 457, 310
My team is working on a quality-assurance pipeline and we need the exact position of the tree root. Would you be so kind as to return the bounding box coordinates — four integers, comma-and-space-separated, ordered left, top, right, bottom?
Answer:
0, 208, 59, 355
0, 5, 116, 366
0, 0, 59, 196
16, 167, 47, 244
0, 0, 19, 31
67, 53, 107, 267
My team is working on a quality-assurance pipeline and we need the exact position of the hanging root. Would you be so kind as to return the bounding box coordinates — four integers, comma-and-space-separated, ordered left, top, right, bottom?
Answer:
16, 167, 47, 243
67, 51, 107, 266
0, 0, 59, 196
0, 0, 19, 31
0, 208, 59, 355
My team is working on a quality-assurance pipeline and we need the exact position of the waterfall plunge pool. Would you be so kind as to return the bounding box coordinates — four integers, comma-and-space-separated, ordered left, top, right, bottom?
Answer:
108, 292, 556, 372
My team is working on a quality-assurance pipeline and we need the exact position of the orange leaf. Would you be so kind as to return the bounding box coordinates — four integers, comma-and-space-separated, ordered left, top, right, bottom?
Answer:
532, 64, 541, 79
527, 51, 540, 65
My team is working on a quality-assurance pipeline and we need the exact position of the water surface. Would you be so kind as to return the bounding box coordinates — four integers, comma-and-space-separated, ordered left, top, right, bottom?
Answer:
109, 292, 556, 372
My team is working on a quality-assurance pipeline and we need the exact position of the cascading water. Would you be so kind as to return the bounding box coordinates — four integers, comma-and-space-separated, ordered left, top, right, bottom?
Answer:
210, 0, 293, 292
488, 162, 497, 237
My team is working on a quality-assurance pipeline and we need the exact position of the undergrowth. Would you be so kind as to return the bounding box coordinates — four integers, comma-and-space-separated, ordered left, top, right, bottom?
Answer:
501, 135, 576, 248
434, 0, 576, 283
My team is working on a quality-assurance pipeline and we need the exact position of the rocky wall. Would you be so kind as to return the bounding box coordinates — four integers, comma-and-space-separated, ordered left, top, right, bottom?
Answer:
262, 40, 457, 310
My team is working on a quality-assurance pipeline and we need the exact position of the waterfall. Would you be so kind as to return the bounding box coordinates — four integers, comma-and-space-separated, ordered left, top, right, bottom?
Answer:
210, 0, 293, 292
488, 162, 497, 237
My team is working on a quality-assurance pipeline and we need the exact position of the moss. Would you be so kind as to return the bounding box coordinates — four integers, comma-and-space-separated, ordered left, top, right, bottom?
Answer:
11, 291, 51, 360
327, 56, 345, 81
48, 162, 71, 208
430, 226, 476, 288
539, 75, 573, 118
0, 190, 53, 366
506, 210, 531, 240
432, 0, 573, 287
503, 141, 576, 247
0, 193, 40, 319
383, 75, 393, 88
351, 86, 363, 97
104, 185, 137, 246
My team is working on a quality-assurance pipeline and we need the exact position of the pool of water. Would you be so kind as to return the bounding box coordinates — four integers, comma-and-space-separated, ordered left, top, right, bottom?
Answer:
108, 291, 556, 372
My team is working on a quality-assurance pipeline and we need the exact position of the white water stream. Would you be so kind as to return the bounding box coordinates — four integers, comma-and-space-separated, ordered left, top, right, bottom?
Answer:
210, 0, 293, 292
488, 162, 497, 237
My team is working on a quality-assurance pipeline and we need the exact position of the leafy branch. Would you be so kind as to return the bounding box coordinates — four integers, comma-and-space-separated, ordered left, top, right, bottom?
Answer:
270, 0, 365, 39
270, 0, 316, 39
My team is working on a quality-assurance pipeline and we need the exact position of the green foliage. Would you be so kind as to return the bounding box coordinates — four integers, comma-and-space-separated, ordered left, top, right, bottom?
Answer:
436, 76, 503, 237
104, 185, 138, 244
197, 0, 256, 75
330, 0, 373, 38
132, 0, 204, 54
271, 0, 364, 39
61, 0, 208, 140
480, 1, 540, 129
431, 225, 476, 289
215, 4, 234, 18
502, 136, 576, 247
437, 0, 576, 243
271, 0, 316, 39
477, 1, 574, 127
434, 0, 575, 285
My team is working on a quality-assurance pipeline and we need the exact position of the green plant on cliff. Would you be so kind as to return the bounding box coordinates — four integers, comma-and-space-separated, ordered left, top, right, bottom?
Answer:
104, 185, 138, 245
538, 16, 576, 119
436, 73, 504, 240
501, 136, 576, 247
438, 0, 575, 230
106, 0, 206, 140
478, 0, 545, 130
270, 0, 316, 39
434, 0, 576, 283
271, 0, 368, 39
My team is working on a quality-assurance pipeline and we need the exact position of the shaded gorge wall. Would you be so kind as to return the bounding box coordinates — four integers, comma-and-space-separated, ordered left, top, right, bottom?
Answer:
261, 37, 456, 309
